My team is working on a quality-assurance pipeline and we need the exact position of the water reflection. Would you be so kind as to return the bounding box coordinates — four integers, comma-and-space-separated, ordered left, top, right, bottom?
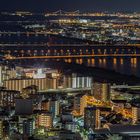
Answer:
72, 57, 140, 77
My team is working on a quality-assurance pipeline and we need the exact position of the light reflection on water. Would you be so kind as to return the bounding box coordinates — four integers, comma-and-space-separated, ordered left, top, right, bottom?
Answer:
73, 57, 140, 77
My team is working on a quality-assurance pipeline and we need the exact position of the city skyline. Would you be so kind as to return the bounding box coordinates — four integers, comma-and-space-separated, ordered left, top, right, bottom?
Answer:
0, 0, 140, 12
1, 1, 140, 139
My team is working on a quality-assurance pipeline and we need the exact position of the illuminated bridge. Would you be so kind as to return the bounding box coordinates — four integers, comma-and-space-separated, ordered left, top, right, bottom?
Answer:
3, 43, 140, 62
1, 31, 140, 62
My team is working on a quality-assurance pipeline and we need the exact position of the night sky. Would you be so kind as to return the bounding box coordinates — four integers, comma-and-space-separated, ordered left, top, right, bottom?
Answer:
0, 0, 140, 12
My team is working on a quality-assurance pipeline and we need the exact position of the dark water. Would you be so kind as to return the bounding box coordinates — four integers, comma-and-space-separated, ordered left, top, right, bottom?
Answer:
75, 57, 140, 77
17, 57, 140, 77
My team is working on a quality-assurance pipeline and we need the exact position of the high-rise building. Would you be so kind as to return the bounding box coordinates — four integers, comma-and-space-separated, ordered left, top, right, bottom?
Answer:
0, 65, 16, 86
41, 100, 50, 111
132, 107, 140, 124
23, 119, 35, 137
63, 74, 92, 89
96, 109, 101, 129
0, 90, 20, 107
63, 76, 72, 88
37, 112, 52, 128
102, 83, 110, 102
50, 100, 60, 119
92, 83, 102, 100
0, 120, 3, 139
80, 95, 88, 116
92, 82, 110, 102
41, 100, 60, 119
84, 106, 101, 130
3, 77, 57, 91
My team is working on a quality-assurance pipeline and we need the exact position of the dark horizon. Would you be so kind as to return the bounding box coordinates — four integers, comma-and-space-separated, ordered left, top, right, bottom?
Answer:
0, 0, 140, 12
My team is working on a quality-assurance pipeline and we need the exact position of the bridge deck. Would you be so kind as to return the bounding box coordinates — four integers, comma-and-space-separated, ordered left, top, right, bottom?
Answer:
6, 54, 140, 60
